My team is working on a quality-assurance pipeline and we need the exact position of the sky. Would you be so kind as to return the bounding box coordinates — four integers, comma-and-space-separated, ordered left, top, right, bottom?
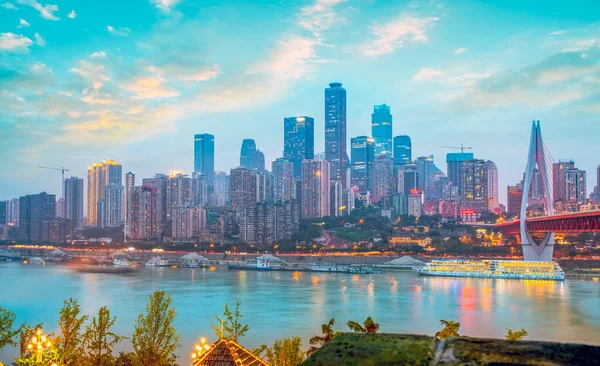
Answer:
1, 0, 599, 205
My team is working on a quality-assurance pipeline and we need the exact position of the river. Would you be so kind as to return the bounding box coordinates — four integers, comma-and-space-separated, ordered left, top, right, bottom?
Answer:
1, 262, 599, 364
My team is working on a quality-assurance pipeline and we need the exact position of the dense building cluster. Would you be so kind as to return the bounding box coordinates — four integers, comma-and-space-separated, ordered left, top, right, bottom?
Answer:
2, 82, 599, 244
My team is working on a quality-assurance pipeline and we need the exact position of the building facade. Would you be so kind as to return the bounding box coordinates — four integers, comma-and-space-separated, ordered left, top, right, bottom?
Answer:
284, 116, 315, 178
64, 177, 84, 229
460, 159, 488, 215
372, 155, 394, 203
324, 82, 347, 188
166, 172, 192, 221
565, 168, 587, 204
301, 159, 330, 219
486, 161, 499, 212
172, 205, 207, 239
193, 133, 215, 190
371, 104, 392, 158
87, 160, 122, 227
393, 135, 412, 169
552, 160, 575, 203
18, 192, 56, 242
350, 136, 374, 193
446, 153, 474, 199
272, 158, 295, 202
230, 167, 255, 211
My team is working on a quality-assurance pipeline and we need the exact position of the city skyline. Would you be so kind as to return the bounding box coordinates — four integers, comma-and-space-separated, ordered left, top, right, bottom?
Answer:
1, 0, 599, 204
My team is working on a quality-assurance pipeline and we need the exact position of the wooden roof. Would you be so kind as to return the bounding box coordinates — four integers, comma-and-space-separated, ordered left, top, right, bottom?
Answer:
192, 338, 269, 366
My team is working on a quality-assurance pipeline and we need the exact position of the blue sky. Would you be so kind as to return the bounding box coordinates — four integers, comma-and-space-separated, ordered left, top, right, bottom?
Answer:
1, 0, 599, 205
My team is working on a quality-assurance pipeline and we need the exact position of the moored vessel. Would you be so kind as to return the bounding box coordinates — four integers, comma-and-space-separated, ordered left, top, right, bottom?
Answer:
414, 259, 564, 280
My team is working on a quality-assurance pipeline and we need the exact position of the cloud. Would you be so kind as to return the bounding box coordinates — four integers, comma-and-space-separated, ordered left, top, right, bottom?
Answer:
1, 2, 17, 9
149, 0, 180, 12
147, 62, 220, 82
34, 33, 46, 46
106, 25, 131, 37
18, 18, 30, 27
550, 30, 565, 36
298, 0, 347, 38
359, 15, 438, 56
562, 39, 597, 52
454, 47, 467, 54
0, 33, 33, 52
249, 36, 319, 81
413, 67, 444, 80
122, 76, 179, 99
90, 51, 106, 58
70, 60, 110, 89
16, 0, 59, 20
67, 10, 76, 19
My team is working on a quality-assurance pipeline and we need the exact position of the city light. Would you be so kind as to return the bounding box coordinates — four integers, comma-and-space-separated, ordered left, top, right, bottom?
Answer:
191, 337, 211, 361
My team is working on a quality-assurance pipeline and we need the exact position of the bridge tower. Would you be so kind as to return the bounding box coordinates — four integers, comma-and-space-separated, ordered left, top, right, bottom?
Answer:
521, 121, 554, 261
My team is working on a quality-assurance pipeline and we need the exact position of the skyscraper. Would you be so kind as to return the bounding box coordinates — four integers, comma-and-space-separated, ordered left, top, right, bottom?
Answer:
125, 172, 135, 238
193, 133, 215, 189
6, 198, 19, 225
272, 158, 295, 202
64, 177, 84, 229
240, 139, 257, 169
415, 156, 435, 199
18, 192, 55, 242
87, 160, 122, 227
460, 159, 488, 214
166, 172, 192, 220
552, 160, 575, 203
486, 161, 499, 212
507, 185, 523, 214
372, 155, 394, 203
446, 152, 474, 198
350, 136, 374, 193
142, 174, 168, 232
211, 172, 230, 207
565, 168, 586, 203
192, 171, 207, 207
301, 159, 330, 219
401, 164, 419, 196
254, 149, 265, 172
393, 135, 412, 168
324, 82, 347, 188
130, 185, 161, 240
230, 167, 254, 211
102, 184, 123, 228
284, 116, 315, 178
372, 104, 392, 158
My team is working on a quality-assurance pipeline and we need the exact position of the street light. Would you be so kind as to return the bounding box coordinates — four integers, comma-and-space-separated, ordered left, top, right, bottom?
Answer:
27, 328, 54, 365
190, 337, 211, 363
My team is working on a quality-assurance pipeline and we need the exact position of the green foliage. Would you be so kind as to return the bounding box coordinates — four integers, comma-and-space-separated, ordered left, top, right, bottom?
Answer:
435, 320, 460, 340
16, 323, 42, 358
307, 318, 338, 357
212, 301, 249, 342
58, 298, 89, 366
82, 306, 126, 365
114, 351, 137, 366
13, 327, 60, 366
132, 290, 181, 366
347, 317, 380, 334
506, 328, 528, 341
0, 306, 22, 353
263, 337, 304, 366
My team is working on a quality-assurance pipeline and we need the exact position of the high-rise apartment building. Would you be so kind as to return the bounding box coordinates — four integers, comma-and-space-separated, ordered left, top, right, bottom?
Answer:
6, 198, 19, 225
193, 133, 215, 189
408, 193, 422, 218
238, 201, 300, 244
141, 173, 168, 234
415, 156, 435, 199
393, 135, 411, 168
301, 159, 330, 219
565, 168, 587, 204
460, 159, 488, 214
125, 172, 135, 238
211, 172, 230, 207
552, 160, 575, 202
507, 185, 523, 214
446, 153, 474, 198
166, 172, 192, 220
486, 161, 499, 212
0, 201, 5, 225
172, 205, 206, 239
230, 167, 255, 211
251, 171, 274, 203
192, 172, 207, 207
272, 158, 295, 202
372, 104, 392, 158
350, 136, 374, 193
18, 192, 55, 242
130, 185, 161, 240
87, 160, 122, 226
372, 155, 394, 203
284, 116, 315, 178
324, 82, 347, 188
64, 177, 84, 229
102, 183, 123, 228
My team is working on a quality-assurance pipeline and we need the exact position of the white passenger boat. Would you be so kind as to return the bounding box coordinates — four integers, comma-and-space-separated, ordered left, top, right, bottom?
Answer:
145, 256, 170, 267
414, 259, 565, 280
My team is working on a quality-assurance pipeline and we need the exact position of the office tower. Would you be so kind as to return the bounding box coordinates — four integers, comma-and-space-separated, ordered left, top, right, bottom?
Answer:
42, 218, 73, 244
401, 164, 419, 196
87, 160, 122, 226
324, 82, 347, 188
211, 171, 230, 207
350, 136, 375, 193
172, 205, 206, 239
230, 167, 255, 211
486, 161, 499, 212
130, 185, 161, 240
18, 192, 55, 242
125, 172, 135, 238
552, 160, 575, 202
415, 156, 435, 199
193, 133, 215, 190
393, 135, 412, 169
407, 193, 422, 218
460, 159, 488, 214
166, 172, 192, 220
301, 159, 330, 219
272, 158, 295, 201
284, 116, 315, 178
191, 172, 207, 207
372, 104, 393, 158
240, 139, 257, 169
102, 184, 123, 228
446, 152, 474, 198
64, 177, 84, 229
330, 181, 343, 217
254, 150, 265, 172
507, 185, 523, 214
565, 168, 587, 203
372, 155, 394, 203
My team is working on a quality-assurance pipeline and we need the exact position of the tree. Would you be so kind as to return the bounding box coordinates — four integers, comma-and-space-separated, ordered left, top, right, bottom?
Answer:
132, 291, 181, 366
212, 301, 249, 342
16, 323, 42, 359
115, 352, 137, 366
57, 298, 88, 366
13, 326, 60, 366
435, 320, 460, 340
307, 318, 338, 357
506, 328, 528, 341
0, 306, 22, 354
347, 316, 379, 334
261, 337, 304, 366
82, 306, 126, 365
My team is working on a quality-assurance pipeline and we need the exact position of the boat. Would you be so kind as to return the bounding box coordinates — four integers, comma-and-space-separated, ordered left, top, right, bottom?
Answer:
145, 256, 170, 267
180, 260, 210, 268
309, 263, 383, 274
228, 255, 284, 271
414, 259, 565, 281
72, 264, 137, 274
25, 257, 45, 265
113, 259, 137, 268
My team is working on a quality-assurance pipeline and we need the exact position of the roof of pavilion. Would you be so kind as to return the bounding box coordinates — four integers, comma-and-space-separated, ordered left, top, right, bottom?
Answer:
191, 338, 269, 366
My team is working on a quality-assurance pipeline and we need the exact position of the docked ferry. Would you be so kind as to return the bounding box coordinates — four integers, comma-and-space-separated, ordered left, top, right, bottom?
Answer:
414, 259, 565, 281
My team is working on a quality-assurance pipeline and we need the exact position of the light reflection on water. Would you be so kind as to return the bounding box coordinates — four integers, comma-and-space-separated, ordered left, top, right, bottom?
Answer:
0, 263, 599, 363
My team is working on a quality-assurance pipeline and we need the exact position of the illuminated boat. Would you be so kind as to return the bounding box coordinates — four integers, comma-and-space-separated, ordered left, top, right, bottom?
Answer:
414, 259, 564, 281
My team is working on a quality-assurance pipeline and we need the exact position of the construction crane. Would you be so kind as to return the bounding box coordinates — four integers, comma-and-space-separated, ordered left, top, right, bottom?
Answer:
38, 166, 69, 214
441, 144, 473, 154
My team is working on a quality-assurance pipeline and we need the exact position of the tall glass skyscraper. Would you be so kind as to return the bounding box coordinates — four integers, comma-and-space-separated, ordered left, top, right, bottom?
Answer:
393, 135, 412, 168
240, 139, 257, 169
284, 116, 314, 178
64, 177, 84, 229
372, 104, 392, 158
325, 82, 347, 188
193, 133, 215, 188
446, 152, 474, 198
350, 136, 374, 193
87, 160, 122, 227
